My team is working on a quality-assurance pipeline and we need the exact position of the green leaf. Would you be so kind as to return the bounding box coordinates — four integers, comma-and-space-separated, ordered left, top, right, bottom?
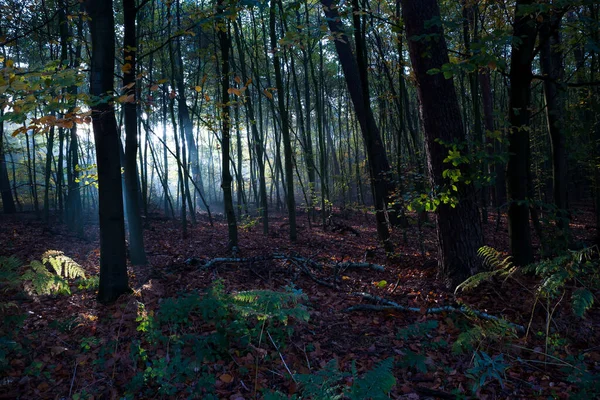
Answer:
572, 288, 594, 318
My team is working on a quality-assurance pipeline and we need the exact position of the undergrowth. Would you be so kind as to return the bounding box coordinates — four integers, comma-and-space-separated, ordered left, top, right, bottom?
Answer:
128, 280, 310, 398
452, 245, 600, 396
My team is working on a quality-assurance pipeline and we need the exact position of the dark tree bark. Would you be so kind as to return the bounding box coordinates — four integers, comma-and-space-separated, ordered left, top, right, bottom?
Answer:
506, 0, 537, 265
122, 0, 147, 265
540, 9, 569, 237
320, 0, 393, 251
270, 0, 297, 241
0, 115, 16, 214
402, 0, 483, 289
86, 0, 130, 304
218, 0, 238, 249
65, 0, 84, 237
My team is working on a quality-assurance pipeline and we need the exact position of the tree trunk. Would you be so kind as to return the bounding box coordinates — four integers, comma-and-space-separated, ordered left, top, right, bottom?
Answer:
270, 0, 297, 241
218, 2, 239, 250
122, 0, 148, 265
0, 115, 16, 214
320, 0, 393, 251
86, 0, 130, 304
233, 20, 268, 234
540, 10, 569, 240
402, 0, 483, 289
506, 0, 536, 265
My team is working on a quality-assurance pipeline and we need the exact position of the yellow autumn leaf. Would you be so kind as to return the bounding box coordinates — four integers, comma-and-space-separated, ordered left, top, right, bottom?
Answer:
234, 76, 241, 84
263, 89, 273, 99
219, 373, 233, 383
121, 63, 132, 73
194, 86, 202, 92
204, 93, 210, 102
5, 59, 14, 68
227, 87, 242, 97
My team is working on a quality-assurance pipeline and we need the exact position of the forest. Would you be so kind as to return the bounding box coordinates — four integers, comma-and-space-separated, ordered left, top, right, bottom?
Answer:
1, 0, 599, 398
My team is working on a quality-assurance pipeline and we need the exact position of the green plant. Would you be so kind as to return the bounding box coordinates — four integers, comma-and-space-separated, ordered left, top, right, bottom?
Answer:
561, 354, 600, 399
239, 214, 260, 230
80, 336, 101, 352
128, 281, 309, 398
19, 251, 86, 296
524, 246, 599, 318
455, 246, 516, 293
41, 250, 86, 279
451, 312, 518, 355
0, 256, 22, 313
465, 351, 509, 393
77, 276, 99, 291
267, 357, 396, 400
21, 260, 71, 296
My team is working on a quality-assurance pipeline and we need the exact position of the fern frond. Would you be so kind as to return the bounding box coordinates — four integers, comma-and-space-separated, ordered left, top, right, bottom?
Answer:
572, 288, 594, 318
477, 246, 514, 271
456, 247, 517, 293
296, 359, 347, 400
22, 260, 70, 296
350, 358, 396, 400
42, 250, 86, 279
231, 288, 309, 324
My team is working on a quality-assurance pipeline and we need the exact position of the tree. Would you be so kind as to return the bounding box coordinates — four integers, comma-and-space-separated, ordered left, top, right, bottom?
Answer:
122, 0, 148, 265
402, 0, 483, 288
270, 0, 297, 241
320, 0, 394, 251
86, 0, 130, 304
539, 7, 569, 239
506, 0, 537, 266
218, 0, 238, 250
0, 114, 16, 214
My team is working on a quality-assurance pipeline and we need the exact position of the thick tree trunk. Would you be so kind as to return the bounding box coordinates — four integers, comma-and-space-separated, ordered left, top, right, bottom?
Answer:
506, 0, 536, 265
86, 0, 130, 304
402, 0, 483, 289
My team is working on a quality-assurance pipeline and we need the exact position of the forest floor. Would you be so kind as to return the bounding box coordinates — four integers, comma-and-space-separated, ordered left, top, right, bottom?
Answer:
1, 205, 599, 399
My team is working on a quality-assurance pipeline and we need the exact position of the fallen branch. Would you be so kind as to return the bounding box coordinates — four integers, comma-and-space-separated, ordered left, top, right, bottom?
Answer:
288, 258, 336, 289
338, 262, 385, 272
199, 253, 324, 270
346, 292, 525, 334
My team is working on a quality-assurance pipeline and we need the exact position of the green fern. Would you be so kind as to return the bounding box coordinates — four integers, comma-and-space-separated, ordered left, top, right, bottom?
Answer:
231, 286, 309, 325
296, 359, 347, 400
572, 288, 594, 318
455, 246, 516, 293
452, 317, 518, 355
350, 358, 396, 400
523, 247, 599, 318
21, 260, 71, 296
41, 250, 86, 279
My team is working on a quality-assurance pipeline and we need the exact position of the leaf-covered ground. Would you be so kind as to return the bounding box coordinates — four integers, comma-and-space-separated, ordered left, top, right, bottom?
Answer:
1, 206, 599, 399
